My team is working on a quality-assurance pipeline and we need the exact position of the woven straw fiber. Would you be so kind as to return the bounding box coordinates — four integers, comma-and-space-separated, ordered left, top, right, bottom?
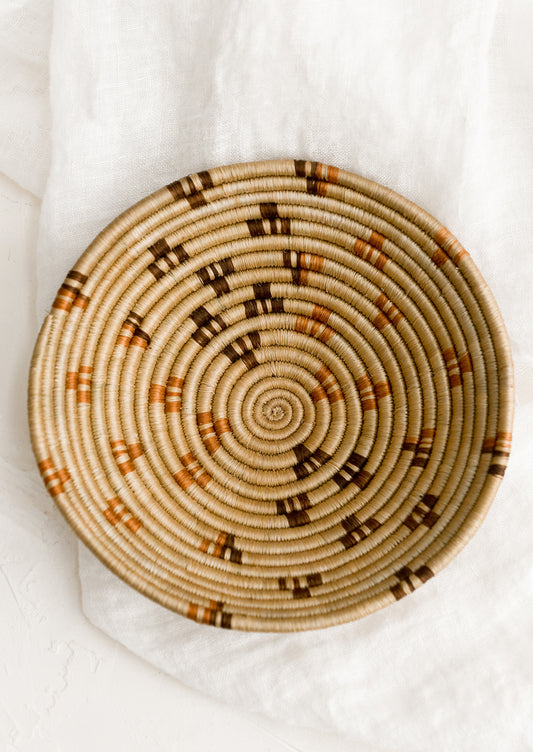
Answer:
28, 159, 514, 632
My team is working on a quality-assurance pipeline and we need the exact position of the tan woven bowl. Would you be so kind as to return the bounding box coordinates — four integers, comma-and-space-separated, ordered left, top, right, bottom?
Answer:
28, 159, 514, 632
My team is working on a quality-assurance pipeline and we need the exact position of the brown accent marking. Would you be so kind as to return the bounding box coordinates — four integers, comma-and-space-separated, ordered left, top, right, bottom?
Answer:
404, 493, 440, 531
356, 374, 377, 412
443, 347, 456, 362
66, 372, 78, 389
241, 351, 258, 370
57, 467, 70, 484
187, 191, 207, 209
328, 166, 340, 183
253, 282, 271, 299
149, 384, 166, 404
293, 587, 311, 599
374, 380, 391, 399
306, 177, 319, 195
210, 277, 230, 296
38, 457, 70, 498
76, 366, 92, 404
432, 248, 449, 267
402, 439, 419, 452
247, 218, 264, 237
165, 376, 183, 413
369, 231, 385, 250
191, 305, 211, 327
131, 328, 151, 349
356, 373, 372, 392
280, 217, 291, 234
214, 418, 230, 434
247, 215, 291, 237
198, 170, 214, 190
148, 238, 170, 260
415, 565, 434, 583
373, 312, 389, 330
332, 451, 368, 490
52, 286, 76, 311
434, 226, 467, 265
66, 270, 88, 284
443, 347, 462, 388
353, 469, 373, 489
38, 461, 68, 499
259, 202, 279, 218
186, 603, 198, 620
310, 384, 327, 402
339, 514, 381, 547
293, 447, 332, 480
167, 180, 186, 201
301, 252, 324, 272
397, 566, 415, 589
453, 248, 469, 264
128, 443, 143, 459
73, 293, 90, 310
294, 159, 306, 177
221, 344, 239, 363
452, 248, 469, 266
488, 464, 506, 478
458, 353, 473, 374
307, 573, 323, 587
391, 583, 407, 600
434, 226, 452, 247
312, 304, 331, 323
309, 318, 333, 342
174, 468, 194, 489
353, 237, 388, 271
374, 252, 388, 271
342, 513, 361, 532
200, 532, 242, 563
292, 444, 311, 464
196, 472, 210, 488
286, 510, 311, 527
482, 437, 496, 453
174, 244, 189, 263
314, 448, 331, 464
423, 511, 439, 527
204, 436, 220, 453
375, 292, 404, 327
148, 262, 165, 280
103, 497, 142, 532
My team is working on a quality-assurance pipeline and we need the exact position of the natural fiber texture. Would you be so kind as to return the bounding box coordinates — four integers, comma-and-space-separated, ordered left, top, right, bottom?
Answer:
28, 158, 514, 632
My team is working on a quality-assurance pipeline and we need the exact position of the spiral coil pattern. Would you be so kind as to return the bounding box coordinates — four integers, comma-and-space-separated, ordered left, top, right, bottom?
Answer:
29, 159, 514, 631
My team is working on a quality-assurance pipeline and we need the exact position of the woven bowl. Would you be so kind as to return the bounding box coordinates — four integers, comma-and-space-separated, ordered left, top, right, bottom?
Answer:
28, 159, 514, 632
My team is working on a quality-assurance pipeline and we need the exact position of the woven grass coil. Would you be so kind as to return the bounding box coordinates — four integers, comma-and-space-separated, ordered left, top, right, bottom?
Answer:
28, 159, 514, 632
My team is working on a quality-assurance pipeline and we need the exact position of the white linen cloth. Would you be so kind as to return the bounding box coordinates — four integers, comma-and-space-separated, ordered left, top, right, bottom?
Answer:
3, 0, 533, 748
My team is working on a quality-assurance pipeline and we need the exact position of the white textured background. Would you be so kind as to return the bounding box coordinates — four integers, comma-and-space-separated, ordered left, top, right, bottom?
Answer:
1, 1, 533, 750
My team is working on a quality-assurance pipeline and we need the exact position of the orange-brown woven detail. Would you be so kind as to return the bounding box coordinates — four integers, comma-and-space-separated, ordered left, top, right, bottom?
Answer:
28, 159, 514, 632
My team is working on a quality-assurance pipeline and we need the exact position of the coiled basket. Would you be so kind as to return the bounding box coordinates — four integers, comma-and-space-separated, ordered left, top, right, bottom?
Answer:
28, 159, 514, 631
